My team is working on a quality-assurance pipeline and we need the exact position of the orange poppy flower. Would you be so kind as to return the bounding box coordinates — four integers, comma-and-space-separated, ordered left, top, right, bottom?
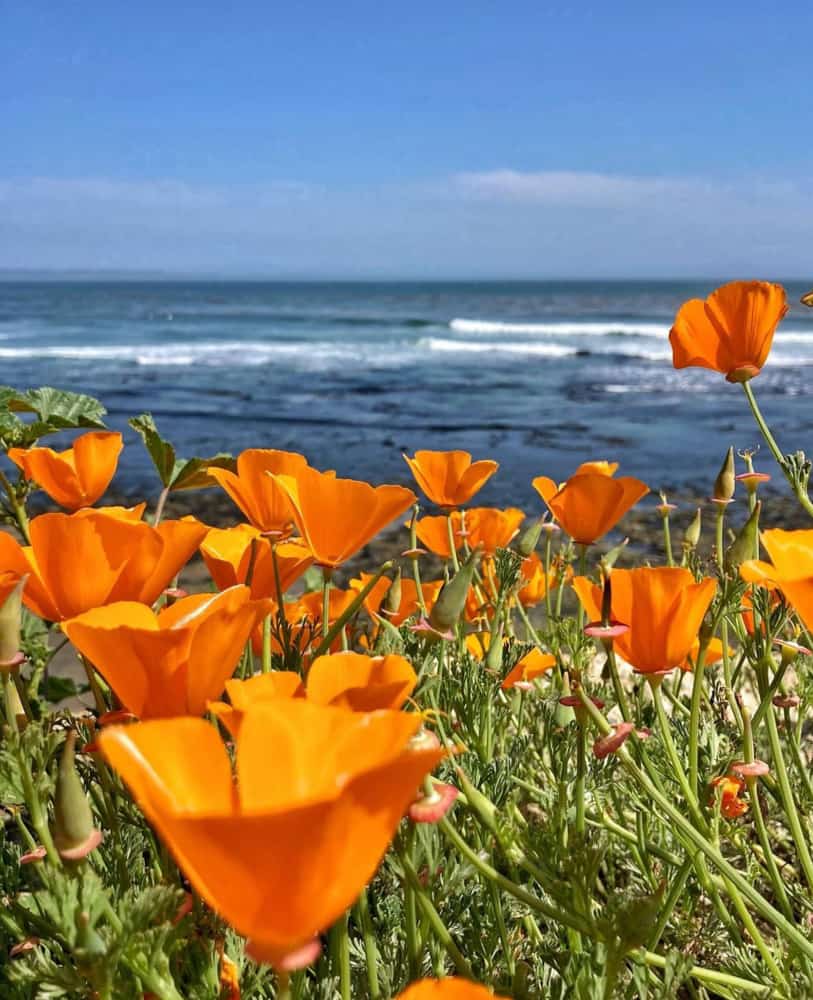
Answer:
533, 472, 648, 545
741, 528, 813, 631
270, 466, 416, 568
208, 449, 316, 537
574, 460, 618, 477
200, 525, 313, 600
99, 701, 446, 965
517, 552, 559, 607
208, 672, 306, 736
414, 513, 466, 559
680, 636, 728, 672
403, 450, 498, 508
465, 508, 525, 556
573, 568, 716, 674
709, 775, 749, 818
500, 648, 556, 690
669, 280, 788, 383
350, 573, 443, 626
0, 510, 207, 621
8, 431, 123, 511
62, 586, 271, 719
306, 652, 417, 711
397, 979, 504, 999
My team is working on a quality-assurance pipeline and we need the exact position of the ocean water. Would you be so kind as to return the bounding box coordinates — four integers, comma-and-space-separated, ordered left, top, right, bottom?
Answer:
1, 279, 811, 507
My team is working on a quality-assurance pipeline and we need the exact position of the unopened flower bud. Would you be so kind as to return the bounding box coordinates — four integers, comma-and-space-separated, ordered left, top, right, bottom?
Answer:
485, 622, 504, 673
52, 732, 102, 862
517, 518, 544, 557
428, 547, 480, 633
600, 537, 629, 573
713, 447, 736, 502
0, 574, 26, 668
725, 501, 760, 573
683, 508, 702, 550
382, 567, 402, 617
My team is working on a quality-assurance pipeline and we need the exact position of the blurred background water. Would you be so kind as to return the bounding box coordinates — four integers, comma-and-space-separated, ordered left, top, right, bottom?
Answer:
1, 279, 810, 507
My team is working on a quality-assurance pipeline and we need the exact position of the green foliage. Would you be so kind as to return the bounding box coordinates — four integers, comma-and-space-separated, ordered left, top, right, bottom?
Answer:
128, 412, 235, 491
0, 386, 107, 450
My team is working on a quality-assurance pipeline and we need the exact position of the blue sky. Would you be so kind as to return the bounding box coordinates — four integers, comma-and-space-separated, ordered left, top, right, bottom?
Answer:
2, 2, 813, 277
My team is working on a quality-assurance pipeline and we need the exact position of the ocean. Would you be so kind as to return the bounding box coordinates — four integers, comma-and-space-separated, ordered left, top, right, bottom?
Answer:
1, 279, 811, 507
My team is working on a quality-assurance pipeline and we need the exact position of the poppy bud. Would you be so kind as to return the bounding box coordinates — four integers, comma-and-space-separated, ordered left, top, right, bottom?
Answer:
428, 547, 480, 633
725, 501, 760, 573
600, 537, 629, 573
0, 575, 26, 668
52, 732, 102, 862
683, 508, 702, 551
517, 518, 543, 557
382, 567, 402, 617
485, 622, 504, 673
713, 447, 736, 502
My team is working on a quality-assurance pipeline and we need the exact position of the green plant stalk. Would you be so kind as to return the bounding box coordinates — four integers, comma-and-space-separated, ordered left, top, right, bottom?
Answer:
277, 972, 292, 1000
575, 721, 587, 838
398, 843, 474, 978
487, 879, 516, 978
329, 911, 351, 1000
0, 468, 30, 543
261, 615, 272, 674
757, 659, 813, 892
447, 512, 460, 573
576, 688, 813, 962
544, 529, 554, 620
354, 889, 380, 1000
408, 506, 428, 615
321, 569, 331, 640
661, 512, 674, 567
742, 381, 813, 518
687, 642, 709, 799
651, 684, 706, 831
576, 544, 587, 629
311, 562, 392, 658
606, 646, 631, 722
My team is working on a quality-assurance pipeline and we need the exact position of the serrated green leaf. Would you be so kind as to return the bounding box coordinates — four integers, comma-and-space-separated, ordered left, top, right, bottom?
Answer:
129, 413, 234, 491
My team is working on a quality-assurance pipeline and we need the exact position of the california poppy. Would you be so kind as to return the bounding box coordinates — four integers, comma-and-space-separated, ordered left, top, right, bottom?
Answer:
709, 775, 749, 818
350, 573, 442, 626
500, 648, 556, 690
306, 651, 417, 711
573, 568, 716, 674
669, 280, 788, 383
465, 508, 525, 556
517, 553, 559, 607
208, 673, 306, 736
533, 472, 647, 545
397, 979, 504, 998
99, 701, 446, 966
270, 467, 416, 568
62, 586, 271, 719
414, 513, 466, 559
403, 450, 498, 508
741, 528, 813, 631
8, 431, 123, 511
0, 510, 207, 621
200, 525, 313, 600
208, 449, 315, 537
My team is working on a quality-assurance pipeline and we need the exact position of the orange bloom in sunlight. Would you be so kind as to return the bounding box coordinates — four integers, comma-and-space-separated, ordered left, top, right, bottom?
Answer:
0, 510, 207, 621
8, 431, 123, 511
403, 450, 498, 508
208, 449, 315, 537
414, 513, 466, 559
741, 528, 813, 632
270, 466, 416, 568
350, 573, 443, 626
465, 507, 525, 556
533, 472, 647, 545
397, 979, 505, 999
500, 648, 556, 690
200, 525, 313, 600
517, 552, 560, 607
294, 587, 357, 629
574, 460, 618, 477
63, 586, 271, 719
307, 652, 417, 711
680, 636, 728, 672
573, 568, 716, 674
669, 280, 788, 383
209, 673, 306, 735
710, 775, 749, 818
99, 701, 446, 965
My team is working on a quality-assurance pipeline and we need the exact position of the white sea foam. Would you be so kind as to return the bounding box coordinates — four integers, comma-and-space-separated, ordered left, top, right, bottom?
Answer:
423, 337, 577, 357
449, 317, 669, 337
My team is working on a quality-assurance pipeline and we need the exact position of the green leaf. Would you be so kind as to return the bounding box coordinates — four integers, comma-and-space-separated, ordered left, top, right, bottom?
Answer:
40, 676, 81, 704
0, 386, 107, 449
129, 412, 234, 491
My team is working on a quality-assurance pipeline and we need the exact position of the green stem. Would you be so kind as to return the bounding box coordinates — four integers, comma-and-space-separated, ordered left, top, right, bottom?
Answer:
329, 911, 351, 1000
447, 512, 460, 573
651, 683, 706, 831
544, 529, 554, 621
355, 889, 381, 1000
661, 513, 674, 567
687, 642, 709, 800
311, 562, 392, 658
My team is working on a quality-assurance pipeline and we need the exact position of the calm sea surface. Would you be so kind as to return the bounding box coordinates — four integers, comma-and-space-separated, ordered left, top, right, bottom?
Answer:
1, 279, 811, 506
